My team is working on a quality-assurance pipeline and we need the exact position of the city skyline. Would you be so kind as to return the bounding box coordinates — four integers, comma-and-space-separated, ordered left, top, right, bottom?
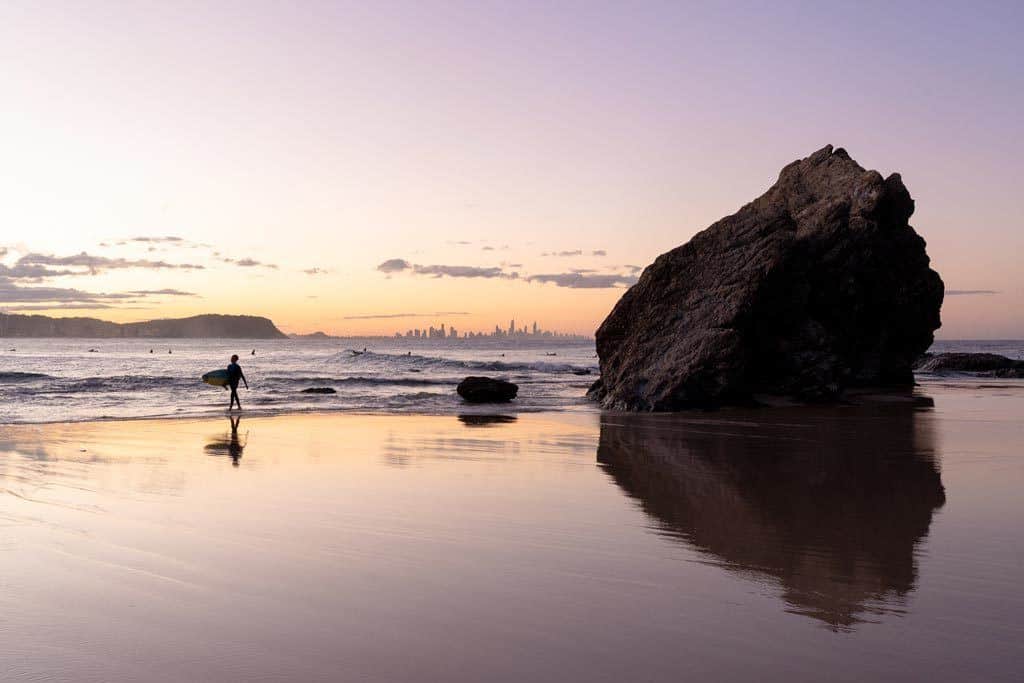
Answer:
394, 319, 588, 340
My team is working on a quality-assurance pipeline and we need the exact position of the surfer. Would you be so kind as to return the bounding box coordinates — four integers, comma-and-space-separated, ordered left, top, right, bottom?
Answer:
227, 354, 249, 410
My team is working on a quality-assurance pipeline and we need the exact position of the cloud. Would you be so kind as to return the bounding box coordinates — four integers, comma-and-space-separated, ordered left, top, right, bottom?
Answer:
303, 267, 329, 275
0, 280, 135, 304
17, 252, 204, 274
377, 259, 516, 279
343, 311, 472, 320
623, 264, 644, 274
224, 257, 278, 269
945, 290, 998, 295
482, 246, 495, 251
377, 259, 412, 273
592, 249, 607, 256
0, 263, 77, 280
527, 272, 639, 289
0, 280, 198, 306
0, 303, 122, 311
129, 236, 185, 243
413, 264, 515, 279
541, 250, 584, 257
127, 289, 199, 297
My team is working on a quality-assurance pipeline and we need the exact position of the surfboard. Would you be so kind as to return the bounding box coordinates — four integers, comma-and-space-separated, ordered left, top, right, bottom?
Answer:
202, 369, 231, 388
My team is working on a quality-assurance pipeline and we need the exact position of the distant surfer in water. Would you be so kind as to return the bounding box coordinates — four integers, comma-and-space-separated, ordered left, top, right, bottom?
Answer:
227, 354, 248, 410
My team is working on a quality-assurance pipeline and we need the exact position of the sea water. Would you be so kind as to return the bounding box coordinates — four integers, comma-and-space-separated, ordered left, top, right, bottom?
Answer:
0, 337, 1019, 424
0, 337, 599, 423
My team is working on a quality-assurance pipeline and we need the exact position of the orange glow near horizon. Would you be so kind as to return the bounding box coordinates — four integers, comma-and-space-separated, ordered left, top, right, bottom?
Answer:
1, 3, 1021, 338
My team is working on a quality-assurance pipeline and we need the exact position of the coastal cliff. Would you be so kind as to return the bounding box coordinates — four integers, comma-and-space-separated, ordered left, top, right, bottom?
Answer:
0, 313, 288, 338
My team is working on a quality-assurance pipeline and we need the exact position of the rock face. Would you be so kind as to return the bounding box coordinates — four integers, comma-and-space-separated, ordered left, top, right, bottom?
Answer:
592, 145, 944, 410
456, 377, 518, 403
915, 353, 1024, 377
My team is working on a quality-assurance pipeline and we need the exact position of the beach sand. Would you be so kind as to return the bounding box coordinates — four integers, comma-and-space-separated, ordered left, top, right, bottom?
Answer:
1, 385, 1022, 681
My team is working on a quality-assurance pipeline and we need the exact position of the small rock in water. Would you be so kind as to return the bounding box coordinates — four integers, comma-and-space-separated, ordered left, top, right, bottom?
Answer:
301, 387, 337, 394
914, 352, 1024, 377
457, 376, 518, 403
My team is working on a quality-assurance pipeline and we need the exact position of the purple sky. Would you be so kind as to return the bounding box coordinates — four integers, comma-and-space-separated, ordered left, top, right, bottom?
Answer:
0, 1, 1021, 335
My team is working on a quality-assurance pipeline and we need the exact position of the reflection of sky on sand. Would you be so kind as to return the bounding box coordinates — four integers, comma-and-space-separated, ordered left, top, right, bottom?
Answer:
0, 399, 1021, 681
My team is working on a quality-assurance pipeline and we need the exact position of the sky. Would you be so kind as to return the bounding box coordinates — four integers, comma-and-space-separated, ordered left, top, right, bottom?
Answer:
1, 1, 1021, 337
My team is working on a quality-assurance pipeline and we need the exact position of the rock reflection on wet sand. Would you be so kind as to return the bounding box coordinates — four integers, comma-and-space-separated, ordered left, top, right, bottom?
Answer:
597, 406, 945, 630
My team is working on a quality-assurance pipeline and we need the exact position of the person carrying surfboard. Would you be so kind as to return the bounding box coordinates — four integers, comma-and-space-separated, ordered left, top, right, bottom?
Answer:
227, 354, 248, 410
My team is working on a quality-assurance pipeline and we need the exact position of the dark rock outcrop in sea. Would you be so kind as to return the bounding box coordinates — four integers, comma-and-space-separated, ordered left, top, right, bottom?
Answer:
591, 145, 945, 410
456, 377, 518, 403
301, 387, 337, 394
914, 352, 1024, 377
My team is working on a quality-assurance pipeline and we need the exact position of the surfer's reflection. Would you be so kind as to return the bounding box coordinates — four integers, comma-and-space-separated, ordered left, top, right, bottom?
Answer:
205, 415, 247, 466
597, 405, 945, 631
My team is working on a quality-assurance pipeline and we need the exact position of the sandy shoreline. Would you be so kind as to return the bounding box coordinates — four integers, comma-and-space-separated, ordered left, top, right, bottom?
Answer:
1, 369, 1017, 428
1, 390, 1022, 681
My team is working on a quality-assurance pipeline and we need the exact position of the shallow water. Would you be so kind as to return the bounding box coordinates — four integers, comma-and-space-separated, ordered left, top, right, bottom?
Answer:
0, 337, 1020, 424
0, 338, 598, 423
0, 382, 1021, 681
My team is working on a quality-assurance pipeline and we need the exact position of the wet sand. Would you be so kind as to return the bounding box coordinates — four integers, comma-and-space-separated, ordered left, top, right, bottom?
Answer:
1, 384, 1022, 681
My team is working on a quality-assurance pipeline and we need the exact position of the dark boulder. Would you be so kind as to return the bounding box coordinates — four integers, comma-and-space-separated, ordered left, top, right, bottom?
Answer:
457, 376, 518, 403
592, 145, 944, 410
301, 387, 337, 394
914, 352, 1024, 377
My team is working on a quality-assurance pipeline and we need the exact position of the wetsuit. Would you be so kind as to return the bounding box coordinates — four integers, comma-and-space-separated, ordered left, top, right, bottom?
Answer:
227, 362, 245, 409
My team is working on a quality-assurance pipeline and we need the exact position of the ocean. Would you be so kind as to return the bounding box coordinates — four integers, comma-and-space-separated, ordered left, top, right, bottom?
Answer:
0, 337, 600, 423
0, 337, 1020, 424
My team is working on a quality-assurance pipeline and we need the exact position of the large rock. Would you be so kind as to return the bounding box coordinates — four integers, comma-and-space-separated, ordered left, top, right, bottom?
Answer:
457, 377, 518, 403
592, 145, 944, 410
